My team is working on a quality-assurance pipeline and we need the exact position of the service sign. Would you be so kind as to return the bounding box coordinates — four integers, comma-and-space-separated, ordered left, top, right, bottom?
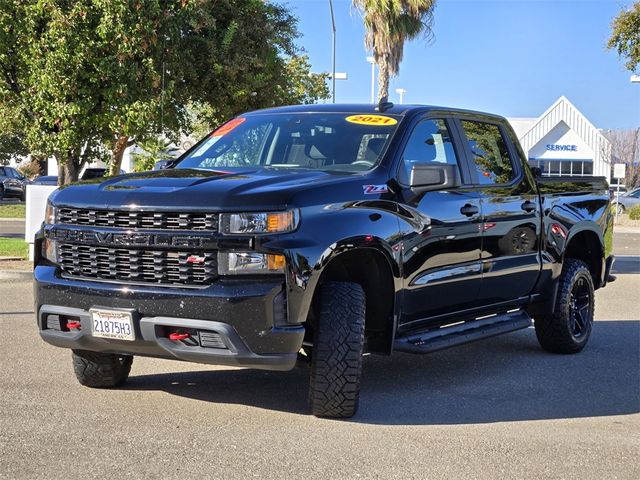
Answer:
613, 163, 626, 179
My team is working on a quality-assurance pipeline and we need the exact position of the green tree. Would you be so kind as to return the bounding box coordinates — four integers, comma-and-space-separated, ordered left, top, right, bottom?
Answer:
352, 0, 436, 101
191, 54, 329, 136
607, 2, 640, 72
0, 1, 329, 185
131, 137, 180, 172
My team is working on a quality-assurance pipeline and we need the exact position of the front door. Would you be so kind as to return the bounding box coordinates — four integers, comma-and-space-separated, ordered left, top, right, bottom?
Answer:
396, 117, 483, 330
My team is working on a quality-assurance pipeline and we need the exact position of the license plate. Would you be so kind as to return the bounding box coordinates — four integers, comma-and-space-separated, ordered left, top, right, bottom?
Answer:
90, 309, 135, 341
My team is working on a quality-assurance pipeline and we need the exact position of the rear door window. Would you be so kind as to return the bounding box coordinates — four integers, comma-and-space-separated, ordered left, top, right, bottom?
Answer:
460, 120, 516, 185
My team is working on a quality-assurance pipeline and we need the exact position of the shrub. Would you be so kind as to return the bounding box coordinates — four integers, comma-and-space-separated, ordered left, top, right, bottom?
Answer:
18, 160, 41, 179
628, 205, 640, 220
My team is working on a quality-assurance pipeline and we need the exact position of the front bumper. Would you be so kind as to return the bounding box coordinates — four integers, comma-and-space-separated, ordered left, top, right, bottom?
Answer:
35, 265, 304, 371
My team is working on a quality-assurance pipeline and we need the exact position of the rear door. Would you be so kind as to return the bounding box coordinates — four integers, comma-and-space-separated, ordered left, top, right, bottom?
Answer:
456, 117, 541, 304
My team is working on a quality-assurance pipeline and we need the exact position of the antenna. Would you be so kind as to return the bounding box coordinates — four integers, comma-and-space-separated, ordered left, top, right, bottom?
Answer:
376, 96, 394, 113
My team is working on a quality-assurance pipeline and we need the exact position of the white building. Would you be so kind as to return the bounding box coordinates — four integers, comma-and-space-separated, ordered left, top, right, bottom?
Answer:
508, 96, 611, 182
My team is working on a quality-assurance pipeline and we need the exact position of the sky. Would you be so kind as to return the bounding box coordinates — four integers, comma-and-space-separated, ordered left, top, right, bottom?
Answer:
285, 0, 640, 130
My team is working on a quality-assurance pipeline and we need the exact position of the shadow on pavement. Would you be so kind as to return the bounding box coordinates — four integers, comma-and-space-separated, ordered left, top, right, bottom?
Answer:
124, 321, 640, 424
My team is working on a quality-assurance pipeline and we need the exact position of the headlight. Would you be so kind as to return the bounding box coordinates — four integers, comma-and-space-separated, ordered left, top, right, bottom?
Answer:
218, 252, 285, 275
220, 210, 298, 235
44, 202, 56, 225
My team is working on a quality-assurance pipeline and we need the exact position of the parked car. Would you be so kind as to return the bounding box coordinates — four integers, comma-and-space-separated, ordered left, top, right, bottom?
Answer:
609, 185, 627, 200
32, 169, 125, 187
32, 176, 59, 186
153, 160, 172, 170
81, 168, 125, 180
616, 188, 640, 213
0, 166, 28, 200
35, 103, 614, 418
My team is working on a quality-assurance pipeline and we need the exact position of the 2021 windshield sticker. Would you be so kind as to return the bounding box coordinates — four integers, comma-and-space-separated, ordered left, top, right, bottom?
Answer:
346, 115, 397, 126
363, 184, 389, 194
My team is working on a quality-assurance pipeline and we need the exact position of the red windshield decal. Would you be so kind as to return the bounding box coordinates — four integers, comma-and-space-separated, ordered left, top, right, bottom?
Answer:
211, 117, 246, 137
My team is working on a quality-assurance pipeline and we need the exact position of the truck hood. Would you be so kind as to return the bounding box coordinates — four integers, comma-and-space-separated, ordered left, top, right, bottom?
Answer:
51, 168, 365, 211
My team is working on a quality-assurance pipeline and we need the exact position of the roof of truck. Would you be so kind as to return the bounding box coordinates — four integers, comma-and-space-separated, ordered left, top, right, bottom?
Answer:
246, 103, 507, 122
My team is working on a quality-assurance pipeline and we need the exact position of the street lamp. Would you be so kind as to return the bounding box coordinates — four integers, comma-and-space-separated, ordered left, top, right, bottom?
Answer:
395, 88, 407, 104
631, 75, 640, 83
366, 56, 376, 103
329, 0, 336, 103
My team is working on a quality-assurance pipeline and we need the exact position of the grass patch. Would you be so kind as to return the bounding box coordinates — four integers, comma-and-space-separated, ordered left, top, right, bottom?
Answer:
0, 237, 28, 259
0, 203, 26, 218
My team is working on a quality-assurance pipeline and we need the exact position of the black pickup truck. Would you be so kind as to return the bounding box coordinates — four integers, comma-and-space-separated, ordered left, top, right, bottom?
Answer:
35, 104, 614, 418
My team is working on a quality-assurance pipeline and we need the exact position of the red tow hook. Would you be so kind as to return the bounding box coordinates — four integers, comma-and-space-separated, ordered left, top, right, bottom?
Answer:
66, 321, 82, 330
168, 332, 190, 341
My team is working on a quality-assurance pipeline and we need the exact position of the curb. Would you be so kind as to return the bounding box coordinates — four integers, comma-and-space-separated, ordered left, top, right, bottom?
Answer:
0, 270, 32, 280
614, 226, 640, 234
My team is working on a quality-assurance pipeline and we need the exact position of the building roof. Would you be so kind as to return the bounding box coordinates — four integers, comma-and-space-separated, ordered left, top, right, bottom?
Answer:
516, 96, 611, 179
519, 96, 610, 158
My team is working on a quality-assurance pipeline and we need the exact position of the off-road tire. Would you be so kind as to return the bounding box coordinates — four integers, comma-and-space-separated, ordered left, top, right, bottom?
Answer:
72, 350, 133, 388
309, 282, 365, 418
535, 259, 595, 354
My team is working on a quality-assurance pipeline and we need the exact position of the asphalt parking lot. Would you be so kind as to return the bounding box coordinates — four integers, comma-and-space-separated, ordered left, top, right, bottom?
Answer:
1, 239, 638, 479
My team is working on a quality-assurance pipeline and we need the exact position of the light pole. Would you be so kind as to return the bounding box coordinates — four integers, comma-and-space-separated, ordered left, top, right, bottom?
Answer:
329, 0, 336, 103
366, 56, 376, 103
631, 75, 640, 83
395, 88, 407, 104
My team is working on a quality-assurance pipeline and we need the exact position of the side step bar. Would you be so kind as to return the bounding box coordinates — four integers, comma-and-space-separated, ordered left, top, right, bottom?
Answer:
394, 310, 532, 354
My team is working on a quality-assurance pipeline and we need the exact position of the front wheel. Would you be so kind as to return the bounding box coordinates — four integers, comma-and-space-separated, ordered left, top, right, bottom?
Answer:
72, 350, 133, 388
535, 259, 595, 354
616, 204, 625, 215
309, 282, 365, 418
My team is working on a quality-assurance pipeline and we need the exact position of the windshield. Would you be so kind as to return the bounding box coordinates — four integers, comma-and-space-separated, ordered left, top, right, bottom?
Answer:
176, 113, 401, 172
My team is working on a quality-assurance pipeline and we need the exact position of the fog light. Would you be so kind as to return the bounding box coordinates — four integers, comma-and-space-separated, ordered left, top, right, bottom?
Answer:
42, 238, 58, 263
218, 252, 285, 275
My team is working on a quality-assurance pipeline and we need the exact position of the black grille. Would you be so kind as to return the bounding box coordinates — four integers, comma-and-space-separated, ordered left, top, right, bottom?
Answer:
57, 208, 218, 231
58, 244, 217, 286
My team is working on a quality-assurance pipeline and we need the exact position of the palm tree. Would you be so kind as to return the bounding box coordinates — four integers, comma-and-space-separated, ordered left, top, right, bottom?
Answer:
352, 0, 436, 102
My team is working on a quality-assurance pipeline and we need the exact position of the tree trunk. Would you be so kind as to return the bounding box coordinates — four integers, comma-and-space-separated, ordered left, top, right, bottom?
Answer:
377, 57, 390, 102
59, 158, 79, 186
109, 135, 130, 176
34, 157, 47, 177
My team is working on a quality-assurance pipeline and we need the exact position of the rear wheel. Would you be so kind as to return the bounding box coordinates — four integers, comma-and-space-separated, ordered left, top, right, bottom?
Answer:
535, 259, 595, 354
72, 350, 133, 388
309, 282, 365, 418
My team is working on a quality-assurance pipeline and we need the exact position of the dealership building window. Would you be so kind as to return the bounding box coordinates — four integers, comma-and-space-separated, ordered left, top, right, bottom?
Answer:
527, 159, 594, 176
509, 96, 611, 181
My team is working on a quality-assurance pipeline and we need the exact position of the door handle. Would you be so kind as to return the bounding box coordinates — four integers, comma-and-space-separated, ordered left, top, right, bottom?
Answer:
521, 201, 537, 213
460, 204, 479, 217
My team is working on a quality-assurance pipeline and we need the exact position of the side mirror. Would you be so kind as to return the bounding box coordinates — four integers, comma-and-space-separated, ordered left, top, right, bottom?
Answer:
408, 164, 460, 194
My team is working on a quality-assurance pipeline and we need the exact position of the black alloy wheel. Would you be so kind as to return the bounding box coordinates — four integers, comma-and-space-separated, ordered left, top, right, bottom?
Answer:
569, 276, 592, 340
534, 258, 595, 354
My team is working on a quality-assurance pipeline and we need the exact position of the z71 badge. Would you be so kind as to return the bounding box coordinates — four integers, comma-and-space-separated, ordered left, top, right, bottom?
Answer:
363, 184, 389, 195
